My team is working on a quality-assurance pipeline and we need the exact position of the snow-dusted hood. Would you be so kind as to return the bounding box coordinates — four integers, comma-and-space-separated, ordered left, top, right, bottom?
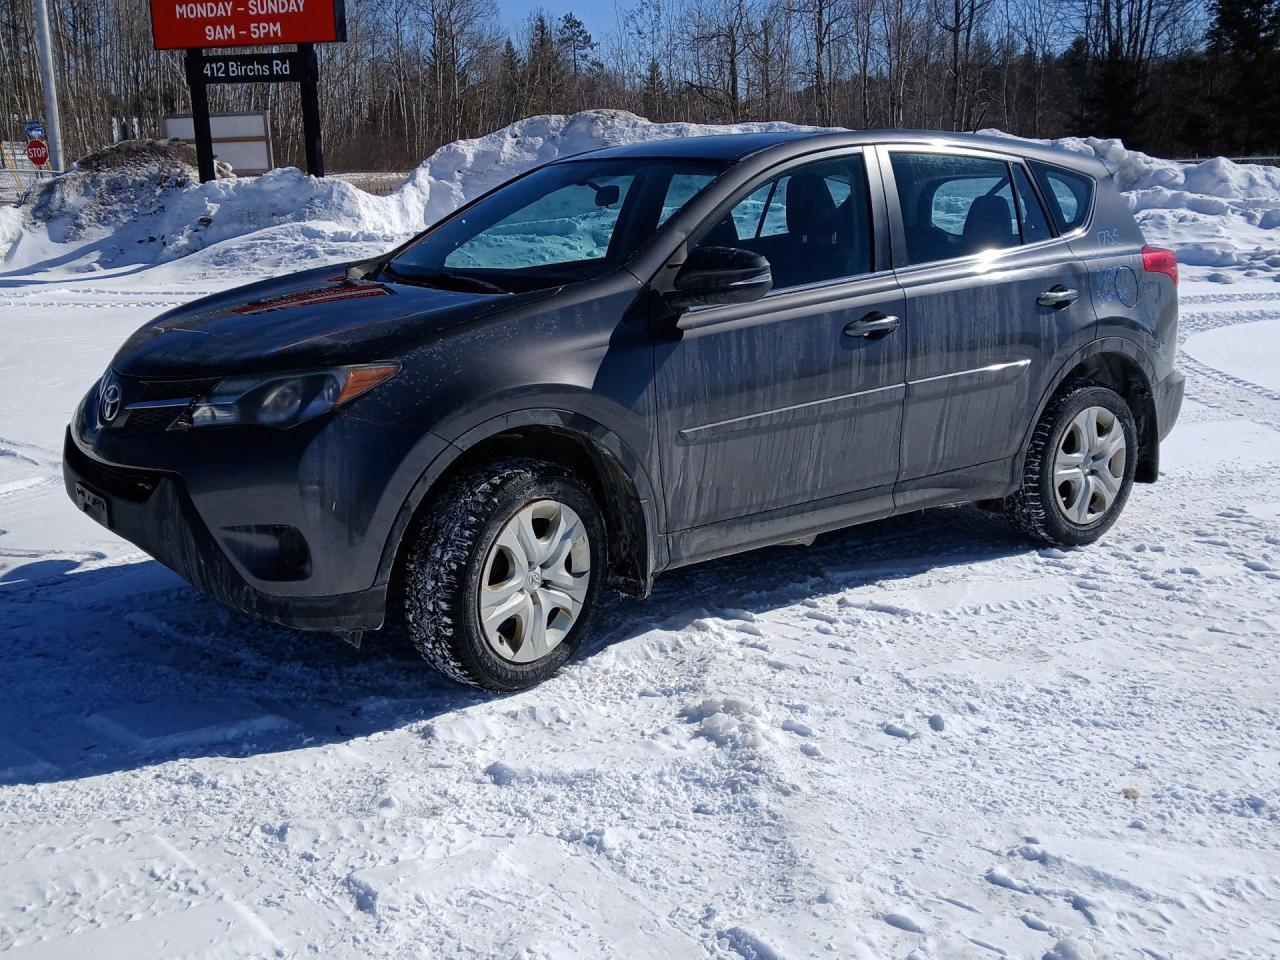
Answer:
110, 264, 543, 379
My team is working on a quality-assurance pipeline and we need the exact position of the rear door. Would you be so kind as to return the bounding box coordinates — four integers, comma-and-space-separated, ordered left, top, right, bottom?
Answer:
877, 146, 1096, 503
655, 149, 906, 536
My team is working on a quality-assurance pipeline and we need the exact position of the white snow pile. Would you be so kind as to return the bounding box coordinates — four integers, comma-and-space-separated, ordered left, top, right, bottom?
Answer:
4, 109, 1278, 280
0, 111, 814, 277
1033, 134, 1280, 277
30, 140, 231, 240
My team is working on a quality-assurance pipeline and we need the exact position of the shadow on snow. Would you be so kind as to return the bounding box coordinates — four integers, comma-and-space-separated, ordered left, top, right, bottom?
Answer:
0, 505, 1030, 787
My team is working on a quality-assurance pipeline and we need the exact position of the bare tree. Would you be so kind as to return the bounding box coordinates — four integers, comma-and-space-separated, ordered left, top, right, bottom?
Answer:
0, 0, 1236, 173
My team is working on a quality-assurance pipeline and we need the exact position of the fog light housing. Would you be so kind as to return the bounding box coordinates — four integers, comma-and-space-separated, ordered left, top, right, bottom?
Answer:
221, 524, 312, 581
278, 526, 310, 574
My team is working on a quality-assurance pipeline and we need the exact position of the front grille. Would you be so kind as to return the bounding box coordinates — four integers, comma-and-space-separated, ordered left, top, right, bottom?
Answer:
138, 377, 217, 402
111, 376, 215, 433
123, 407, 181, 431
65, 436, 163, 503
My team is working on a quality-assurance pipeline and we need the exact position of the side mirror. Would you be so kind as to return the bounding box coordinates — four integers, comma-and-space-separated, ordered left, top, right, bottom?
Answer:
671, 246, 772, 309
594, 183, 620, 207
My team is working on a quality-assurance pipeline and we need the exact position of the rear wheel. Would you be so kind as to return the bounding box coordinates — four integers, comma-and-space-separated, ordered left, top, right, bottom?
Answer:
1005, 383, 1137, 546
402, 458, 606, 690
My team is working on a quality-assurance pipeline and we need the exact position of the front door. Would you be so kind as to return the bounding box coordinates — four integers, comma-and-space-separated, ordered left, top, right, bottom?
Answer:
655, 151, 907, 539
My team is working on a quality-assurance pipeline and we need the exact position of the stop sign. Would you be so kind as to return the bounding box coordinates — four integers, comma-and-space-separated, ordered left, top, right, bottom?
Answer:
26, 140, 48, 166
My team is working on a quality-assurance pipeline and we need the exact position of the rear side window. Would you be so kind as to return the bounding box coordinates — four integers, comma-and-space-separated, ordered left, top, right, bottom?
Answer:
1012, 164, 1053, 244
890, 153, 1021, 264
1028, 161, 1094, 233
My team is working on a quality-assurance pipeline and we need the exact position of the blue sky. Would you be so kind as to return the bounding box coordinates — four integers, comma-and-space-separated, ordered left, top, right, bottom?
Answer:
496, 1, 619, 46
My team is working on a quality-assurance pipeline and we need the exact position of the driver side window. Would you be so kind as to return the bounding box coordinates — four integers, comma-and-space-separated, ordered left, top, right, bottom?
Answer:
693, 155, 873, 291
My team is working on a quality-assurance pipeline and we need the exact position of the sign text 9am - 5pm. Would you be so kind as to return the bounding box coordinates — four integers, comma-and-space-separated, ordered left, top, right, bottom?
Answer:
149, 0, 346, 50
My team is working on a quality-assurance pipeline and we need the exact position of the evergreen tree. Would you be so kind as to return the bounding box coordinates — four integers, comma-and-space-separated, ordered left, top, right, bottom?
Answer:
557, 13, 599, 77
1207, 0, 1280, 152
526, 14, 568, 113
643, 58, 668, 120
498, 39, 527, 124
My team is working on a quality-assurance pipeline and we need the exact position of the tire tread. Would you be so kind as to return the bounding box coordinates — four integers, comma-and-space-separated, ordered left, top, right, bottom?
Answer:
402, 458, 549, 688
1005, 380, 1135, 546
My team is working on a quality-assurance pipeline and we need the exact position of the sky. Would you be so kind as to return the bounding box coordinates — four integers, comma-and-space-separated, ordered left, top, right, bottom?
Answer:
496, 0, 620, 46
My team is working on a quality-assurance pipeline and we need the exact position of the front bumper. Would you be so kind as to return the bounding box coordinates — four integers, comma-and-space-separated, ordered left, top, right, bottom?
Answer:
64, 429, 387, 631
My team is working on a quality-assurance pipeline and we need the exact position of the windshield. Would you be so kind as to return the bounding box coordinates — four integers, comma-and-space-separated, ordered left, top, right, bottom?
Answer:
387, 158, 728, 293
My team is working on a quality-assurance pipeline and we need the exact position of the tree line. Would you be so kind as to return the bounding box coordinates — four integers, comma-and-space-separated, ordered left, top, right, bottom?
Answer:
1, 0, 1277, 174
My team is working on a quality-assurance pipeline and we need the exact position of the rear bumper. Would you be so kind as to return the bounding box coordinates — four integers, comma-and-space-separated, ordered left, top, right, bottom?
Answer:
1154, 368, 1184, 441
63, 428, 386, 631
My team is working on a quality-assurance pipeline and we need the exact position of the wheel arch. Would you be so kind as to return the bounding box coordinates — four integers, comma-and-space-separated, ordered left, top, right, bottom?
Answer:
1022, 339, 1160, 484
377, 410, 662, 621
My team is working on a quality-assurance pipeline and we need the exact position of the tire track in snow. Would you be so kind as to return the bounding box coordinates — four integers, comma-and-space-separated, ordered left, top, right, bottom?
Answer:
1178, 307, 1280, 337
0, 297, 194, 311
1180, 291, 1280, 306
1175, 301, 1280, 428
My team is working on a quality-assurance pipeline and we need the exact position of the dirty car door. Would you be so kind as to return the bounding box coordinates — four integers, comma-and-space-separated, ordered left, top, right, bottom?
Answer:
879, 147, 1096, 501
655, 150, 907, 533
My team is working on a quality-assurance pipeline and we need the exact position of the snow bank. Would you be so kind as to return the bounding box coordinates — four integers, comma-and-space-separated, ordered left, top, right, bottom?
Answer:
990, 131, 1280, 276
0, 205, 21, 259
1, 111, 815, 277
3, 152, 397, 275
390, 110, 818, 230
4, 110, 1278, 280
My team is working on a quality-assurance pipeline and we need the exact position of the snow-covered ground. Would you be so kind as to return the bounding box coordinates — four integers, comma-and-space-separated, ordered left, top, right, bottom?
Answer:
1, 114, 1278, 959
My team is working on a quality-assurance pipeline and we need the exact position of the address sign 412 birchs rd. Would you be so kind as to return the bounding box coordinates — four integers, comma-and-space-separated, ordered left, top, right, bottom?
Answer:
151, 0, 345, 181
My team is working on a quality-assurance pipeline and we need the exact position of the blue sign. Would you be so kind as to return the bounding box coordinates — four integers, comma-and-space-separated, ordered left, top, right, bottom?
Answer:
24, 121, 46, 141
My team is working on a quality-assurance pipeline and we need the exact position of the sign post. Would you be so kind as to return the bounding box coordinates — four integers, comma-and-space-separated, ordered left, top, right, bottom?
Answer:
299, 44, 324, 178
150, 0, 346, 182
183, 49, 217, 183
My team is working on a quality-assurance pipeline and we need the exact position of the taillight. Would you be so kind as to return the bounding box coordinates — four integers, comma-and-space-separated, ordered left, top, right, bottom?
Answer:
1142, 244, 1178, 286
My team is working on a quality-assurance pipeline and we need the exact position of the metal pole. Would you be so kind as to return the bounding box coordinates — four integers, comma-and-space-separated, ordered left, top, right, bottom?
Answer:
299, 44, 324, 177
32, 0, 64, 171
184, 49, 216, 183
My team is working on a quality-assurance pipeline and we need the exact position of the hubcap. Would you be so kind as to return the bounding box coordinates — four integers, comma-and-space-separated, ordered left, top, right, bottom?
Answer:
1053, 405, 1126, 525
478, 499, 590, 663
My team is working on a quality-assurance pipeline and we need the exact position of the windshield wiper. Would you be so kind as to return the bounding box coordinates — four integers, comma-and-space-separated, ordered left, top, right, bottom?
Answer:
435, 273, 508, 295
381, 263, 507, 295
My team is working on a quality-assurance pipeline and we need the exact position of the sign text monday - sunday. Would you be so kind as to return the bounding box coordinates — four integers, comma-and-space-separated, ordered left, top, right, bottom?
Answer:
151, 0, 344, 49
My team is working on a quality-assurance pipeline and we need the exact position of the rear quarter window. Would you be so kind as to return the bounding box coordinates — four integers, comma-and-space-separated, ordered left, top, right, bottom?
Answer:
1029, 161, 1094, 233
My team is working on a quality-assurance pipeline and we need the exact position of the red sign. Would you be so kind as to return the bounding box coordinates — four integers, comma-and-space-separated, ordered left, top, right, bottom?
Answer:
149, 0, 346, 50
25, 140, 48, 166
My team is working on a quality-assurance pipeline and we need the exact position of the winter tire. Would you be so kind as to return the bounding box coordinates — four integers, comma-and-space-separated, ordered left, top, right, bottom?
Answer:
1005, 383, 1138, 546
402, 458, 607, 690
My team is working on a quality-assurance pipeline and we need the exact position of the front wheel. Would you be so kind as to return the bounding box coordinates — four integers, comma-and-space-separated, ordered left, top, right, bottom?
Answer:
402, 458, 607, 690
1005, 383, 1138, 546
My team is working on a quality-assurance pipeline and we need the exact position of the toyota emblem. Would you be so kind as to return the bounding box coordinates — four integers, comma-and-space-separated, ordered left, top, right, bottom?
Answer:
100, 381, 121, 423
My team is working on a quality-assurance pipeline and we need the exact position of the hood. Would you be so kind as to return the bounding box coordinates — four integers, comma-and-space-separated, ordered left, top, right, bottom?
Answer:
111, 264, 547, 379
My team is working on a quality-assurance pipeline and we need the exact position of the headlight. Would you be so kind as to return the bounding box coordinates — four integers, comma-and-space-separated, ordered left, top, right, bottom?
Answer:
183, 363, 400, 429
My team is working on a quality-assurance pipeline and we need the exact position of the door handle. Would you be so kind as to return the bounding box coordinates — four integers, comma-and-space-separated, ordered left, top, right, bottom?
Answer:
1037, 287, 1079, 308
843, 313, 900, 338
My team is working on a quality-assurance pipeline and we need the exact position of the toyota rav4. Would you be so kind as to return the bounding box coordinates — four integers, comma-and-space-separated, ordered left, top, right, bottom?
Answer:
65, 130, 1183, 689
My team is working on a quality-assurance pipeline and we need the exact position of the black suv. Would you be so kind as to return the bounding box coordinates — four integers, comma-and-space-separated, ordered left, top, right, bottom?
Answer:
65, 131, 1183, 690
